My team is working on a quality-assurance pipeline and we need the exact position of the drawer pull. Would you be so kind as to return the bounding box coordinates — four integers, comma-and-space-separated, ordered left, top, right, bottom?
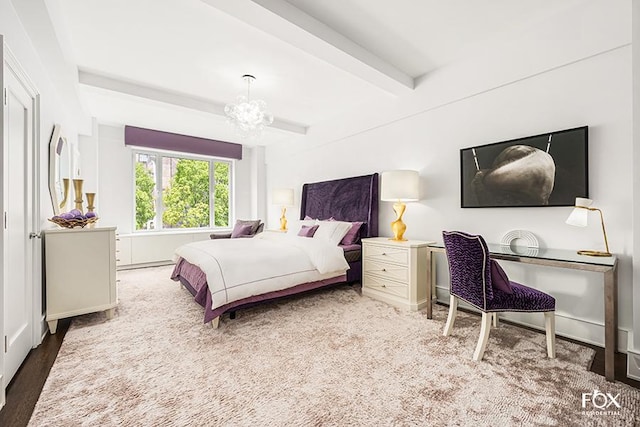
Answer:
382, 284, 386, 288
116, 259, 120, 262
381, 268, 386, 272
382, 252, 386, 255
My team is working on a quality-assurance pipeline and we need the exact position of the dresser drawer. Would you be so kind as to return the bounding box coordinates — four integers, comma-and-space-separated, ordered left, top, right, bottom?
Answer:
363, 259, 409, 282
363, 273, 408, 299
363, 244, 409, 265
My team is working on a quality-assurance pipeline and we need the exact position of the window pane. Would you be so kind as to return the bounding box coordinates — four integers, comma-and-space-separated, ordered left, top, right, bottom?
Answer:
214, 162, 230, 227
162, 157, 210, 228
135, 153, 157, 230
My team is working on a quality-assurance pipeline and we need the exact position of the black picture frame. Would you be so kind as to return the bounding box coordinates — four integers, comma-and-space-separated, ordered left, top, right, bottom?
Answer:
460, 126, 588, 208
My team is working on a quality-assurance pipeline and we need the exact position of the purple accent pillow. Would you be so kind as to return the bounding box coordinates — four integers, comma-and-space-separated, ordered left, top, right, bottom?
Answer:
231, 223, 253, 238
298, 225, 319, 237
490, 259, 513, 294
340, 221, 364, 245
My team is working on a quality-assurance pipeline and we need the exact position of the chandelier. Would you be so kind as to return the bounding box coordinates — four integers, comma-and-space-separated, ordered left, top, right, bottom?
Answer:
224, 74, 274, 138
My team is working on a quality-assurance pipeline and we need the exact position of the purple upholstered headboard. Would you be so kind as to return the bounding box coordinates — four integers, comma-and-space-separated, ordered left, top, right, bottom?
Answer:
300, 173, 379, 238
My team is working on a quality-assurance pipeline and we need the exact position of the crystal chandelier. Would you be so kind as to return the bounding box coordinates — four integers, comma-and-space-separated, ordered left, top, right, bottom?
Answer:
224, 74, 274, 138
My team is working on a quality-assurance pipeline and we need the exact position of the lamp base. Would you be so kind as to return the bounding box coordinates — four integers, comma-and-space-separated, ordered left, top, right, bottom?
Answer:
389, 202, 407, 241
577, 249, 612, 257
279, 206, 288, 231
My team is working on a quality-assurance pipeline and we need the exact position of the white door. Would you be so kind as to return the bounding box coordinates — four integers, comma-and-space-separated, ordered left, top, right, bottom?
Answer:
3, 64, 34, 385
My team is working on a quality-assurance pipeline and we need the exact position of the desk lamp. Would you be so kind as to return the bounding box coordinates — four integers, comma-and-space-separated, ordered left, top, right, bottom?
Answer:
565, 197, 612, 257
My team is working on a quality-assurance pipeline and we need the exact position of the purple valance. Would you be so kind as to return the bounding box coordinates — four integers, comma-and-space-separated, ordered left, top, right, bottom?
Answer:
124, 126, 242, 160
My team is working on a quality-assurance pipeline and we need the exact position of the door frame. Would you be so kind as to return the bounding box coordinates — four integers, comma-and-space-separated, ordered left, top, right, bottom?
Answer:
0, 37, 41, 409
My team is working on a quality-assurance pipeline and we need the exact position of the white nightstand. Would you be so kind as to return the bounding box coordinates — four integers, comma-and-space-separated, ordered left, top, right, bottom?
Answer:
361, 237, 432, 311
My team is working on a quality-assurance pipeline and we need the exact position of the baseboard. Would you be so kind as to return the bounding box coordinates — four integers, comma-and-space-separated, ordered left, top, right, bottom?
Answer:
117, 260, 174, 271
627, 348, 640, 380
1, 374, 5, 410
39, 314, 48, 343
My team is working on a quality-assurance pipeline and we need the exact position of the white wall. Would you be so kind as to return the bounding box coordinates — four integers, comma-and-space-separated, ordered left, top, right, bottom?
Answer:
265, 1, 633, 350
1, 0, 88, 225
630, 0, 640, 379
93, 124, 258, 264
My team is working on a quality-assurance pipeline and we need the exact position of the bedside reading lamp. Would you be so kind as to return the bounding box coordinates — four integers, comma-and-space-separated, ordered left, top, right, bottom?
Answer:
273, 188, 294, 231
381, 170, 419, 241
565, 197, 612, 257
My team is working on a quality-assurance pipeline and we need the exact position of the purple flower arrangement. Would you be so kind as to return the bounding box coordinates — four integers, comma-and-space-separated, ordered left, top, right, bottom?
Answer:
50, 209, 98, 228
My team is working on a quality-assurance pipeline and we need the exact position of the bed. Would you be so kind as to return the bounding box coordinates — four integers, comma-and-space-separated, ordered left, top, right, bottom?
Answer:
171, 173, 379, 327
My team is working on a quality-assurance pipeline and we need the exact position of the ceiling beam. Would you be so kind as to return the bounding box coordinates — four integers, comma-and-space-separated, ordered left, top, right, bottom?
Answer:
201, 0, 414, 96
78, 70, 307, 135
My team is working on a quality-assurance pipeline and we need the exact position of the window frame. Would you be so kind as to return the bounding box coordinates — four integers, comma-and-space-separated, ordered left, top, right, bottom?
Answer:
132, 148, 234, 233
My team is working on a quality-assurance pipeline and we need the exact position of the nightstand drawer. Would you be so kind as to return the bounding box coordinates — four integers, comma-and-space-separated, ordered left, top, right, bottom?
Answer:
363, 260, 408, 282
363, 274, 408, 299
363, 244, 408, 265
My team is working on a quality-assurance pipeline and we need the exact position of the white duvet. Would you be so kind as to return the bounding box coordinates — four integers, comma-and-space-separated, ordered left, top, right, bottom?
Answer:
174, 232, 350, 312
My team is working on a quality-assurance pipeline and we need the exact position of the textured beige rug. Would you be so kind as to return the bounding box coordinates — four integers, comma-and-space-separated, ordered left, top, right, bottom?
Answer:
30, 266, 639, 426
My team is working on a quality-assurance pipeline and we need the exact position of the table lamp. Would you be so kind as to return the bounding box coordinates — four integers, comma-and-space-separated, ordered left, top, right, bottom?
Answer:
565, 197, 612, 257
273, 188, 294, 231
381, 170, 419, 241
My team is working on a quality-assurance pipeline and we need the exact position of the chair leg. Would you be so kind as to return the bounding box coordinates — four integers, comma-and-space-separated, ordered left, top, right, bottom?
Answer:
473, 312, 492, 361
443, 295, 458, 336
544, 311, 556, 358
492, 313, 499, 328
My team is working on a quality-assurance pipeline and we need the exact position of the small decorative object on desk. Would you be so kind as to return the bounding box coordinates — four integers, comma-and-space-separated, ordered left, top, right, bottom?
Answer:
49, 209, 98, 229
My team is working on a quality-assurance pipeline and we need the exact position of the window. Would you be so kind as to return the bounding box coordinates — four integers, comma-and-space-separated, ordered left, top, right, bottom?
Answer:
134, 151, 232, 231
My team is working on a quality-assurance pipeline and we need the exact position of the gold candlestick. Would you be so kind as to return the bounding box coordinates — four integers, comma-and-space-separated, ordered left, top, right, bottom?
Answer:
59, 178, 70, 210
72, 179, 84, 213
86, 193, 96, 213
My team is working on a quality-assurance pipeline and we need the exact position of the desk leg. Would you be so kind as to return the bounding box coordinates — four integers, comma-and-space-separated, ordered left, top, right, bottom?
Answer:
426, 249, 433, 319
604, 264, 618, 382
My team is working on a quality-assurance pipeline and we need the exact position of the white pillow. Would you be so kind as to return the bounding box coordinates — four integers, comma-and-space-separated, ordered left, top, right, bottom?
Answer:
313, 220, 352, 245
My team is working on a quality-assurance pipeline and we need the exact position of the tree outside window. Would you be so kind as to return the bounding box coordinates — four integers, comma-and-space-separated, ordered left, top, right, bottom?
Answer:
134, 152, 231, 231
135, 158, 156, 230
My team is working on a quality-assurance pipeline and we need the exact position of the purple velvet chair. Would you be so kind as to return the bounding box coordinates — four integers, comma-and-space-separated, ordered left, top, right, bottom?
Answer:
442, 231, 556, 361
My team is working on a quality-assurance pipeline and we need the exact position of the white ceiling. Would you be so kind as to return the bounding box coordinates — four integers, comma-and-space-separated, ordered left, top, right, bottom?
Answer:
54, 0, 578, 146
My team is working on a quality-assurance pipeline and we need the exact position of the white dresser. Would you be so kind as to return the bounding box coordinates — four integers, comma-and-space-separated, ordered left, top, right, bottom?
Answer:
44, 227, 117, 333
361, 237, 431, 311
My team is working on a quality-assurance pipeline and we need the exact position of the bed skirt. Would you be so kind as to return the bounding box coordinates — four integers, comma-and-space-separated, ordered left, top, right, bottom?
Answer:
171, 258, 348, 323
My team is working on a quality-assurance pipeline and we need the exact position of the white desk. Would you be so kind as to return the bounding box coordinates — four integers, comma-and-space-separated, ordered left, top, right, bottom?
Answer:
426, 243, 618, 381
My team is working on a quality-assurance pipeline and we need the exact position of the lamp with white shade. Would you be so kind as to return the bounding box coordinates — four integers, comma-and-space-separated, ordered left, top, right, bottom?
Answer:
381, 170, 420, 241
273, 188, 294, 231
565, 197, 612, 257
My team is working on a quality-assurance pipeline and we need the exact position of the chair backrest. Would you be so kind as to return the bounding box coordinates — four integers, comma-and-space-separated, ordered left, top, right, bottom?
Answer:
442, 231, 492, 310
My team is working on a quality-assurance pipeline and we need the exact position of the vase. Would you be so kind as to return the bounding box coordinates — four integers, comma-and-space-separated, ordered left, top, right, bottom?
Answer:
73, 179, 84, 213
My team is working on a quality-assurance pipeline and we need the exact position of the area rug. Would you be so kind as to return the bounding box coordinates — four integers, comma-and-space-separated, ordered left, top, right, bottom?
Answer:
29, 266, 639, 426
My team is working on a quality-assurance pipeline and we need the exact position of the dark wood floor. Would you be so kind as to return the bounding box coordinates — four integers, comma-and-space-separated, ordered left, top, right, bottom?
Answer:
0, 316, 638, 427
0, 318, 70, 427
